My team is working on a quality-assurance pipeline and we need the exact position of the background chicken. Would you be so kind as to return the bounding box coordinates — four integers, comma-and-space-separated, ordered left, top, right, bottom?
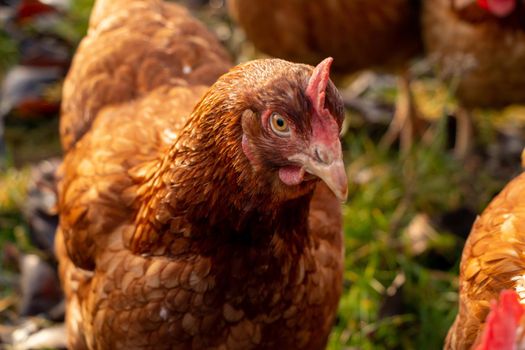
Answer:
57, 0, 346, 348
422, 0, 525, 157
228, 0, 425, 152
445, 169, 525, 349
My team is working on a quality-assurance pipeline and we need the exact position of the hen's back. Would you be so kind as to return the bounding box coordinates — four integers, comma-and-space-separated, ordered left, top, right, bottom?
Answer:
229, 0, 421, 73
60, 0, 231, 151
57, 2, 231, 347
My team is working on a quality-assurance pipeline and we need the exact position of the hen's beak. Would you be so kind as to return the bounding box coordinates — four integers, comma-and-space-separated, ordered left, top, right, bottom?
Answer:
289, 143, 348, 202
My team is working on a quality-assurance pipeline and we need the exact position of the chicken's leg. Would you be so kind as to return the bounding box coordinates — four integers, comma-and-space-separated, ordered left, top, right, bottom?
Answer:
380, 71, 427, 153
454, 106, 473, 159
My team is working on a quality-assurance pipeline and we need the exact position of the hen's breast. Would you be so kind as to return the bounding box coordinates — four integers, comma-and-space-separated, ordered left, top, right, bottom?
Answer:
80, 185, 344, 350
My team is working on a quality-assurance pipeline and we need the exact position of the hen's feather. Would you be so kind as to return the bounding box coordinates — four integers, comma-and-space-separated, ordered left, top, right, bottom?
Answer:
228, 0, 422, 73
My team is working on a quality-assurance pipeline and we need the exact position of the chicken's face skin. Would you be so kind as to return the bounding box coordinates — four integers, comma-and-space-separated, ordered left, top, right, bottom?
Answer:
241, 108, 321, 200
234, 58, 347, 203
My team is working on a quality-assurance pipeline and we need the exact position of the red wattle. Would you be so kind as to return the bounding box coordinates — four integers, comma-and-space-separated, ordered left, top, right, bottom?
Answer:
279, 166, 304, 186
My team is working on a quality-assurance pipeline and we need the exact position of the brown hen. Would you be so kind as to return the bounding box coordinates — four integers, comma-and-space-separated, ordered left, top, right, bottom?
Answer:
422, 0, 525, 156
228, 0, 425, 152
445, 170, 525, 349
57, 0, 347, 349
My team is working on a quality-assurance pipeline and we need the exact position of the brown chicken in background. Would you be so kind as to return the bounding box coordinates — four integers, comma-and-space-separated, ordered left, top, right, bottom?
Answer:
228, 0, 425, 152
445, 168, 525, 349
422, 0, 525, 157
57, 0, 347, 348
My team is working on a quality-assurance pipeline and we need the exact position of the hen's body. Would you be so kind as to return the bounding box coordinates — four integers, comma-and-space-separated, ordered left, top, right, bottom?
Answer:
445, 172, 525, 349
228, 0, 421, 74
423, 0, 525, 108
57, 1, 344, 349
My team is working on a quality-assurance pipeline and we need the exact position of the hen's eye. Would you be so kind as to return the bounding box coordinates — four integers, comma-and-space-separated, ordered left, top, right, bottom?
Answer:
269, 113, 290, 136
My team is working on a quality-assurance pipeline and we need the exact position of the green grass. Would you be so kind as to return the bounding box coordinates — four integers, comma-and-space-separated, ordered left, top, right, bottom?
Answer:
0, 167, 31, 304
0, 30, 18, 74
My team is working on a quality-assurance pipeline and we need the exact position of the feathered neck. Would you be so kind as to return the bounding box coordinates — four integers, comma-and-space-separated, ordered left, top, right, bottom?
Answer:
130, 89, 314, 255
169, 93, 313, 229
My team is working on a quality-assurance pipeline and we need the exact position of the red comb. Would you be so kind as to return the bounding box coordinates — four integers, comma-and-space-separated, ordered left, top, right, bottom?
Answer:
306, 57, 333, 117
16, 0, 56, 22
477, 0, 516, 17
475, 290, 524, 350
478, 0, 490, 9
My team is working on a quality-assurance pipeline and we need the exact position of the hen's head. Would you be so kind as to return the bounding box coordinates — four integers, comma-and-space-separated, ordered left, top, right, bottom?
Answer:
201, 57, 347, 202
477, 0, 517, 17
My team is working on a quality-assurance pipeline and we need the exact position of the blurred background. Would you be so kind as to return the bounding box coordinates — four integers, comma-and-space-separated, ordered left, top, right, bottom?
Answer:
0, 0, 524, 349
